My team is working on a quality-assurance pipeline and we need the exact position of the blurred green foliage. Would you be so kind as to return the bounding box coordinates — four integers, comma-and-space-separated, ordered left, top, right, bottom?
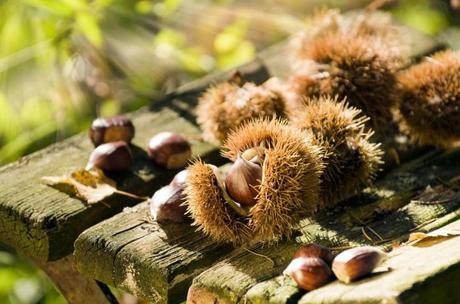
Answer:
0, 248, 66, 304
0, 0, 458, 303
391, 0, 450, 34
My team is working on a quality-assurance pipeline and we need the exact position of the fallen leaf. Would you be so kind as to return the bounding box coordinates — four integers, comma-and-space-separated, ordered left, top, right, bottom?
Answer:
42, 168, 147, 204
406, 230, 460, 247
411, 185, 457, 205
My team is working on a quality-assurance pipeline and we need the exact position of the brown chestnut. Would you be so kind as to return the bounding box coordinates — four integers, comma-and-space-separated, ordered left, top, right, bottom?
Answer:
147, 132, 192, 169
150, 184, 188, 222
86, 141, 133, 171
224, 156, 262, 207
284, 257, 333, 291
293, 244, 335, 265
170, 169, 188, 187
332, 246, 386, 284
89, 115, 135, 146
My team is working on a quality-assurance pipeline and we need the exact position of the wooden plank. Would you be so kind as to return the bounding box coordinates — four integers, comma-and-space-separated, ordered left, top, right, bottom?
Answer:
0, 60, 269, 262
297, 219, 460, 304
187, 149, 460, 303
74, 200, 234, 304
245, 208, 460, 304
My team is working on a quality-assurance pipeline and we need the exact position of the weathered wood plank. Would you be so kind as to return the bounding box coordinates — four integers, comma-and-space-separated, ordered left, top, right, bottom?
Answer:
244, 208, 460, 304
187, 149, 460, 303
298, 219, 460, 304
74, 201, 234, 304
0, 60, 269, 262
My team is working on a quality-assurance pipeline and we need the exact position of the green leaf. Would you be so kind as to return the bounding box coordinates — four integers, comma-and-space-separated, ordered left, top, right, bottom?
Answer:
93, 0, 113, 11
392, 2, 448, 35
217, 40, 255, 69
23, 0, 73, 16
62, 0, 87, 11
0, 93, 21, 143
214, 19, 249, 54
100, 99, 120, 117
0, 123, 56, 164
75, 12, 103, 47
0, 14, 32, 57
19, 98, 54, 129
154, 28, 186, 48
136, 1, 153, 14
153, 0, 182, 17
179, 47, 208, 74
0, 269, 21, 294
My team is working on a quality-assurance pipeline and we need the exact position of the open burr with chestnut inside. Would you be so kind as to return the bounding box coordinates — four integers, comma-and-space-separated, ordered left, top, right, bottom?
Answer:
185, 119, 323, 244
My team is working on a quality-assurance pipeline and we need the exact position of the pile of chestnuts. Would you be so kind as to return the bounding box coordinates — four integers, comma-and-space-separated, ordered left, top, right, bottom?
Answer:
86, 115, 192, 173
87, 116, 135, 172
84, 115, 193, 221
284, 244, 386, 291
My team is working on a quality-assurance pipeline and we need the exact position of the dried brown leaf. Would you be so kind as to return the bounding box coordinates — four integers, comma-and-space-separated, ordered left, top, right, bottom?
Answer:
406, 230, 460, 247
411, 185, 457, 205
42, 168, 146, 204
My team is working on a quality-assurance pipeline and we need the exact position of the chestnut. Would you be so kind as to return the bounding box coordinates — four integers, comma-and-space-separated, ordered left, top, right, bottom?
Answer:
147, 132, 192, 169
150, 184, 188, 223
89, 115, 135, 146
332, 246, 386, 283
170, 169, 188, 187
224, 156, 262, 207
284, 257, 333, 291
86, 141, 133, 171
293, 244, 335, 265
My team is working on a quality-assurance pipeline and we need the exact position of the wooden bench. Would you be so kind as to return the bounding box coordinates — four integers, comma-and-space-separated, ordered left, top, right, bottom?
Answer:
1, 13, 459, 304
